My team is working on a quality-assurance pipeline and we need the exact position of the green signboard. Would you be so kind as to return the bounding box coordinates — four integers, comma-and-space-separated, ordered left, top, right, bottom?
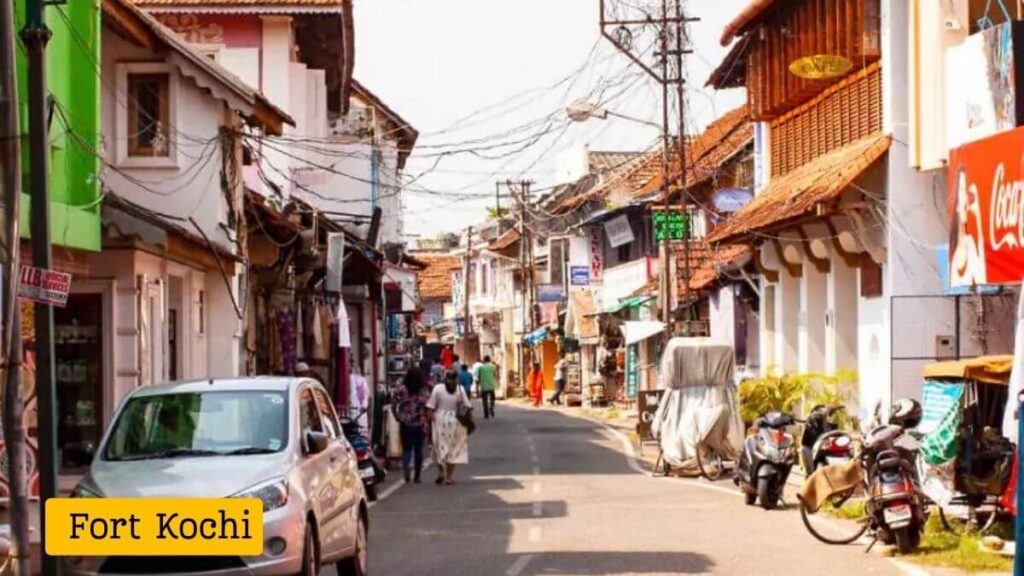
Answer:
653, 211, 690, 241
625, 344, 639, 399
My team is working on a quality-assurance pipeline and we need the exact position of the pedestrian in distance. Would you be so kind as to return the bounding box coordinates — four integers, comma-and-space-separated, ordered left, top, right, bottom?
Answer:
392, 367, 432, 483
427, 370, 471, 485
549, 356, 567, 405
527, 361, 544, 408
459, 363, 474, 399
471, 357, 484, 397
451, 353, 463, 376
477, 355, 498, 419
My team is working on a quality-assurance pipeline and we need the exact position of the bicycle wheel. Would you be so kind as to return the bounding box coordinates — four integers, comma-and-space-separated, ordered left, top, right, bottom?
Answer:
939, 504, 1002, 535
696, 443, 723, 481
800, 483, 870, 545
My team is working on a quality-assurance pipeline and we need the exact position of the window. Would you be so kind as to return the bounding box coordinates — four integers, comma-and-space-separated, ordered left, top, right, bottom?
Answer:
128, 73, 170, 158
313, 389, 340, 439
617, 242, 631, 263
116, 63, 178, 167
481, 263, 489, 295
299, 388, 323, 433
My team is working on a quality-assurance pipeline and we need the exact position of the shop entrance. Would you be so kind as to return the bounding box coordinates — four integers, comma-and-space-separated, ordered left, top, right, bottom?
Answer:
55, 293, 105, 473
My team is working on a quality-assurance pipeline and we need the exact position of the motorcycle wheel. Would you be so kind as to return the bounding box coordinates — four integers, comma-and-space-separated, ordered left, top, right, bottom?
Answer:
794, 479, 868, 541
893, 527, 920, 555
696, 444, 724, 481
758, 478, 777, 510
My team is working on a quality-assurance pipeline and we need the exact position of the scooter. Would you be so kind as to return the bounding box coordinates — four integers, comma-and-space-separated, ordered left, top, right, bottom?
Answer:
340, 407, 386, 501
734, 412, 798, 510
861, 419, 926, 554
801, 404, 853, 475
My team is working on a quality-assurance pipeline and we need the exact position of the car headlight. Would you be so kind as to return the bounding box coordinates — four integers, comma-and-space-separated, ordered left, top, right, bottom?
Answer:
234, 478, 289, 512
71, 483, 103, 498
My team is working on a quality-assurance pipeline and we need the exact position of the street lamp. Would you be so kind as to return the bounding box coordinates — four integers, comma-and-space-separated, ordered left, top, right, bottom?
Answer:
565, 100, 662, 130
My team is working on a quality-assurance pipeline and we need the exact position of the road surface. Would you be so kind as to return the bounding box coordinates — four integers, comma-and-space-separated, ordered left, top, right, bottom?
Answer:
355, 402, 904, 576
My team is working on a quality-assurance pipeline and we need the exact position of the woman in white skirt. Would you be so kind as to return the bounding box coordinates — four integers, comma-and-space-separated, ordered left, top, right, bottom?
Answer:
427, 370, 470, 485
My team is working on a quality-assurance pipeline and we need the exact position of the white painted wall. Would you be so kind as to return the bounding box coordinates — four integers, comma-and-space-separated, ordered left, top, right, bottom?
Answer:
799, 261, 827, 373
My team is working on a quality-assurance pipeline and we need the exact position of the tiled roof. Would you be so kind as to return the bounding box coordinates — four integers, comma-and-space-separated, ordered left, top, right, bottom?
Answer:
707, 36, 751, 89
488, 228, 520, 252
720, 0, 780, 46
416, 253, 461, 301
637, 106, 752, 198
589, 151, 642, 173
707, 133, 891, 244
677, 243, 752, 297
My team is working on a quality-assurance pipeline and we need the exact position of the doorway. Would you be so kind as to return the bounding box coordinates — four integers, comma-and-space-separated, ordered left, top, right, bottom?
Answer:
54, 293, 105, 472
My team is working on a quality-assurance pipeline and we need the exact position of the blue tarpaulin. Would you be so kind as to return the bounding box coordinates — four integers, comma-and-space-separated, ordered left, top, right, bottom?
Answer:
523, 327, 548, 346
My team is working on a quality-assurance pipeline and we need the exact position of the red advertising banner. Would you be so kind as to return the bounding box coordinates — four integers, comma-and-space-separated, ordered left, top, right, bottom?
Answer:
948, 126, 1024, 287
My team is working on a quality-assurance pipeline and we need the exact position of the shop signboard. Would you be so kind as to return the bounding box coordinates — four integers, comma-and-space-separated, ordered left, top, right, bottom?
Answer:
948, 125, 1024, 286
589, 227, 603, 283
536, 283, 566, 303
18, 265, 71, 307
652, 210, 690, 241
605, 215, 635, 248
637, 388, 665, 441
569, 266, 590, 286
946, 21, 1024, 150
625, 344, 639, 399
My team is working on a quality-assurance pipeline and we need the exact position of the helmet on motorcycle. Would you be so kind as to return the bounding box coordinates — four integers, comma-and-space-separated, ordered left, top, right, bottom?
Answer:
889, 398, 922, 428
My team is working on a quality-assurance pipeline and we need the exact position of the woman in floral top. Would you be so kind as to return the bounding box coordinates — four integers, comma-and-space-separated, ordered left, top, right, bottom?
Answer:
392, 367, 432, 483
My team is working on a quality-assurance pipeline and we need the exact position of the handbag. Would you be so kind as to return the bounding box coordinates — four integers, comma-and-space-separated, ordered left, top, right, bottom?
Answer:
456, 392, 476, 435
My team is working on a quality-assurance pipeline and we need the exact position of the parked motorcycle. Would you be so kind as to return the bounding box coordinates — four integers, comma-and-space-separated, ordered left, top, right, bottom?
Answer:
861, 399, 926, 554
735, 412, 798, 510
801, 404, 853, 475
340, 407, 386, 501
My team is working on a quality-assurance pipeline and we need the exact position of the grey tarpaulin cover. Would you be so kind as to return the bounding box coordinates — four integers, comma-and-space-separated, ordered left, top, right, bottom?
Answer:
651, 338, 744, 474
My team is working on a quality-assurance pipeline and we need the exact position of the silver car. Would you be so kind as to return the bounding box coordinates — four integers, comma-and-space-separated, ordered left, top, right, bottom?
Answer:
68, 378, 368, 576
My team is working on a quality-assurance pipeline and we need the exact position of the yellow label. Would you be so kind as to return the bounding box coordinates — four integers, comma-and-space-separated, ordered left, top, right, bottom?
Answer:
45, 498, 263, 556
788, 54, 854, 80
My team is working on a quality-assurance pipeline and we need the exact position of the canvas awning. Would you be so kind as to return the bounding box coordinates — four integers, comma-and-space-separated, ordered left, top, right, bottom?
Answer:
602, 295, 655, 315
922, 355, 1013, 385
523, 327, 549, 346
707, 133, 891, 244
566, 290, 599, 343
621, 320, 666, 346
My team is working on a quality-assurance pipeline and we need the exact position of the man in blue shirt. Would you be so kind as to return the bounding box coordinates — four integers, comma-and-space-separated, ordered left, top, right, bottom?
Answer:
458, 364, 474, 399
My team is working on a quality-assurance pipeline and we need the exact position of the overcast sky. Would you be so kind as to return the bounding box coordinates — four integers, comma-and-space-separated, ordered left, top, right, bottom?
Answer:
352, 0, 749, 239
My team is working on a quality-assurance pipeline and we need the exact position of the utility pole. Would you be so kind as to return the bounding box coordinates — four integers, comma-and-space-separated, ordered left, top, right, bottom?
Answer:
517, 181, 528, 391
462, 226, 473, 336
599, 0, 696, 335
1, 0, 29, 572
495, 181, 502, 221
674, 0, 693, 325
21, 0, 60, 573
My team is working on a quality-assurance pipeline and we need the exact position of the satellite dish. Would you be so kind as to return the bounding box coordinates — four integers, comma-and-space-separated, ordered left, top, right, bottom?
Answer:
712, 187, 754, 213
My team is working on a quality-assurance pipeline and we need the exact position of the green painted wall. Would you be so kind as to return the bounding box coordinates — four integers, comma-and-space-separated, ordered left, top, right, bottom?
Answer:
15, 0, 102, 252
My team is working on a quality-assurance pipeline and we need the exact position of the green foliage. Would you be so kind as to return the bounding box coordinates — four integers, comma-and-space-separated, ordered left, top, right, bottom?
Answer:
736, 368, 856, 426
907, 515, 1014, 573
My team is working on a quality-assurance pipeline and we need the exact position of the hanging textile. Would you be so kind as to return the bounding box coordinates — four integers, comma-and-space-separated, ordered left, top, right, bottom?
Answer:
337, 302, 352, 348
350, 372, 370, 433
277, 309, 297, 375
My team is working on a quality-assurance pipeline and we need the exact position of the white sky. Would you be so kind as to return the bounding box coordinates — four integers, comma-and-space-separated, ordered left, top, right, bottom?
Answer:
352, 0, 749, 238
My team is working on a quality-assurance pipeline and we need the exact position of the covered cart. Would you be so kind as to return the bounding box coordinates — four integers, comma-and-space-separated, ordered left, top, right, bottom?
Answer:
918, 356, 1015, 524
651, 338, 744, 476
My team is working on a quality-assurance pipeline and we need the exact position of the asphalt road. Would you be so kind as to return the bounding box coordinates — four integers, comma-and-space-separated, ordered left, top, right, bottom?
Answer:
351, 401, 907, 576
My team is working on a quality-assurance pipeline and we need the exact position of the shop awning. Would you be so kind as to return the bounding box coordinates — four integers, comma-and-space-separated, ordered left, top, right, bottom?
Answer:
566, 290, 599, 343
523, 327, 549, 346
707, 133, 891, 244
621, 320, 666, 346
603, 295, 655, 315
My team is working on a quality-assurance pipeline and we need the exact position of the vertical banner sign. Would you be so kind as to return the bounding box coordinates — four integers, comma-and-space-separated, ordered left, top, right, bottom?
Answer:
589, 227, 603, 283
625, 344, 639, 399
326, 233, 346, 293
948, 126, 1024, 287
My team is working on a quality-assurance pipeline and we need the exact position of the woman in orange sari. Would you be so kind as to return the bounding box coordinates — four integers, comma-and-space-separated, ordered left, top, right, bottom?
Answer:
527, 361, 544, 407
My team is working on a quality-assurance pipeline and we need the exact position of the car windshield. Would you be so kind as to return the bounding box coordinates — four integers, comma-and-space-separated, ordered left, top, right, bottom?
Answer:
104, 390, 289, 461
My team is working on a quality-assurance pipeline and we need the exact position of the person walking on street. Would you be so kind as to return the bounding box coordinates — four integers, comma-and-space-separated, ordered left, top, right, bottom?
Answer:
527, 361, 544, 408
477, 355, 498, 419
458, 364, 474, 399
392, 367, 432, 483
549, 356, 567, 405
451, 354, 463, 376
471, 358, 483, 397
427, 371, 471, 485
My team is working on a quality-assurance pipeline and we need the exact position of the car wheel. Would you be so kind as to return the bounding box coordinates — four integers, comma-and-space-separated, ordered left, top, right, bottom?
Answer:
300, 522, 319, 576
338, 514, 367, 576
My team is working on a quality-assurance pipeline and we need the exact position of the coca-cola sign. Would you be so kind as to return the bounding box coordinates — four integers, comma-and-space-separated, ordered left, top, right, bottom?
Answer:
948, 126, 1024, 286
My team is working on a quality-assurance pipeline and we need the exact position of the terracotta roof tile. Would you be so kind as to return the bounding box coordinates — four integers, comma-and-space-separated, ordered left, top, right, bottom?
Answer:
488, 228, 520, 252
415, 253, 461, 301
676, 243, 751, 297
707, 133, 891, 244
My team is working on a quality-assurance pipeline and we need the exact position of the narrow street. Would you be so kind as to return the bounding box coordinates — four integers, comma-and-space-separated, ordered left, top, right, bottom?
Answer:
359, 402, 903, 576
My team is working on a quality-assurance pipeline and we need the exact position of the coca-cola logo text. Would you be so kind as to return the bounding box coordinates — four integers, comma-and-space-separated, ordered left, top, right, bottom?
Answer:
989, 162, 1024, 251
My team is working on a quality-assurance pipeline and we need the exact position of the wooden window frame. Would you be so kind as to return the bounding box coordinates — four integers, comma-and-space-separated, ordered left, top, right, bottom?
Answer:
115, 62, 180, 168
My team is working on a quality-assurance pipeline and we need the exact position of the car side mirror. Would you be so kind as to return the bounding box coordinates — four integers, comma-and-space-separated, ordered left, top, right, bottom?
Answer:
305, 430, 330, 455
